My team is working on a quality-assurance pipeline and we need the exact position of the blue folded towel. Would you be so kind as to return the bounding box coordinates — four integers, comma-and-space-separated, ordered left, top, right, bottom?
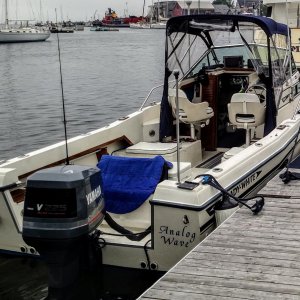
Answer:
97, 155, 172, 214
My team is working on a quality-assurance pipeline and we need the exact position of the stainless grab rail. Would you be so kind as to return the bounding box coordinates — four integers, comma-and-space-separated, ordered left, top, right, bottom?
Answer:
139, 80, 176, 111
139, 83, 164, 111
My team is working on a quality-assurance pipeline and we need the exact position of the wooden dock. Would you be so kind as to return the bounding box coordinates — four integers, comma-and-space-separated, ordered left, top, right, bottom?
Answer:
140, 169, 300, 299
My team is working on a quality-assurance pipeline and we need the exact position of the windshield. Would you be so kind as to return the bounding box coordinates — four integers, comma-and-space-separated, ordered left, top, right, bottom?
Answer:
160, 15, 292, 140
185, 44, 259, 78
166, 20, 290, 100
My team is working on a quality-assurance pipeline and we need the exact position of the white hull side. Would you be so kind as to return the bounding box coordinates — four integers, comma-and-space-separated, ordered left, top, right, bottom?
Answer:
150, 23, 166, 29
129, 23, 151, 29
0, 102, 300, 270
99, 117, 300, 271
0, 32, 50, 43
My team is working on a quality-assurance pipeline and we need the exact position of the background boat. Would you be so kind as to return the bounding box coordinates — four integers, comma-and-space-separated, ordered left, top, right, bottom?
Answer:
0, 26, 50, 42
49, 21, 75, 33
150, 21, 167, 29
129, 22, 151, 29
49, 26, 74, 33
74, 22, 85, 31
264, 0, 300, 68
129, 0, 151, 29
92, 7, 144, 28
90, 26, 119, 31
0, 0, 50, 43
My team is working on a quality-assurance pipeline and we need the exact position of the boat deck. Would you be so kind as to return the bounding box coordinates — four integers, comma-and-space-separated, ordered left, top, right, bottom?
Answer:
139, 168, 300, 299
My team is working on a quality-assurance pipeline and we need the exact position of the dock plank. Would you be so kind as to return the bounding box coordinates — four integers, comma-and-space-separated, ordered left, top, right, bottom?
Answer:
152, 281, 299, 300
139, 169, 300, 299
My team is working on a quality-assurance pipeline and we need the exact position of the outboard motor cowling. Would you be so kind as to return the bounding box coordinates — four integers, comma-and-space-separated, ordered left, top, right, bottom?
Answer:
22, 165, 104, 296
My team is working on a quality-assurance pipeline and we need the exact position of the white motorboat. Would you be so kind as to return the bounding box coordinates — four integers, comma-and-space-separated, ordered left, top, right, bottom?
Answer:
264, 0, 300, 68
0, 0, 50, 43
1, 15, 300, 278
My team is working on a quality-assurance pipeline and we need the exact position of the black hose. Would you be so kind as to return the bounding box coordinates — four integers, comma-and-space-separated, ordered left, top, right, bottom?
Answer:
144, 239, 152, 270
196, 174, 264, 215
103, 213, 151, 241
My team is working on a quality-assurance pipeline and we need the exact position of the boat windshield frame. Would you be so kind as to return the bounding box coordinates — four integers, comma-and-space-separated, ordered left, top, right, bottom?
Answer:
184, 42, 291, 81
159, 14, 291, 141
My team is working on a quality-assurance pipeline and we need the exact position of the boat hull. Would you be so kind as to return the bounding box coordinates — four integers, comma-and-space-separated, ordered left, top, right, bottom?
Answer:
100, 125, 299, 271
150, 23, 166, 29
90, 27, 119, 32
129, 23, 151, 29
0, 32, 50, 43
101, 24, 130, 28
1, 102, 299, 272
50, 28, 74, 33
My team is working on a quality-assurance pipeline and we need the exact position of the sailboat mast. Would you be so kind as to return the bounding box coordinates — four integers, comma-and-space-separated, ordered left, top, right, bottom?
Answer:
142, 0, 146, 17
5, 0, 9, 29
40, 0, 42, 22
297, 4, 300, 28
166, 0, 168, 18
285, 0, 293, 81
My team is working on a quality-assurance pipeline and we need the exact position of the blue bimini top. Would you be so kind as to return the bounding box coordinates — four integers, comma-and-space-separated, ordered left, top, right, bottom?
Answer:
97, 155, 173, 214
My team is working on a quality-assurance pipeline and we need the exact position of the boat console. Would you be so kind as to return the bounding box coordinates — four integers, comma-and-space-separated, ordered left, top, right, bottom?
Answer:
177, 65, 261, 151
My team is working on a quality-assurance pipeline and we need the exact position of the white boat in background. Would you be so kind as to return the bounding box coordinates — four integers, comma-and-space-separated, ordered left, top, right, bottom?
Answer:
264, 0, 300, 68
75, 22, 85, 31
150, 21, 167, 29
0, 27, 50, 43
90, 26, 119, 32
129, 22, 151, 29
129, 0, 151, 29
49, 26, 74, 33
0, 15, 300, 283
0, 0, 50, 43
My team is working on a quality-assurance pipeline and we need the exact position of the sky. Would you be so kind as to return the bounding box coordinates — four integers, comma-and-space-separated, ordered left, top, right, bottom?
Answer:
2, 0, 156, 22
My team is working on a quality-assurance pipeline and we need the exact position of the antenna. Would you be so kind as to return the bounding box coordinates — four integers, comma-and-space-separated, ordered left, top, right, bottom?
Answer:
55, 8, 70, 165
285, 0, 293, 83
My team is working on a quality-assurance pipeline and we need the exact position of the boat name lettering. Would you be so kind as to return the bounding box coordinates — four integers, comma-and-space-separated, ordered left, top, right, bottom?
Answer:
86, 186, 101, 205
230, 171, 261, 196
159, 225, 196, 247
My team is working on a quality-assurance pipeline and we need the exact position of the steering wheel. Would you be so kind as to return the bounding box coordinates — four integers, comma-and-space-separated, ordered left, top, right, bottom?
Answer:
246, 84, 267, 103
196, 68, 209, 85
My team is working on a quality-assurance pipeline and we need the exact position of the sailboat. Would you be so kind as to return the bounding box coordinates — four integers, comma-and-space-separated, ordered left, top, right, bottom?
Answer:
0, 15, 300, 284
150, 0, 168, 29
0, 0, 50, 43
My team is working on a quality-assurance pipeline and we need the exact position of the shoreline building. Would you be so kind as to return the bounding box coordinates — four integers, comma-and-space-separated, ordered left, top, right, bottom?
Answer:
147, 1, 214, 21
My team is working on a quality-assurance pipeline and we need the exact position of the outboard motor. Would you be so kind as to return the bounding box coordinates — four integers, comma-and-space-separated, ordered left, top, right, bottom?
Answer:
22, 165, 104, 298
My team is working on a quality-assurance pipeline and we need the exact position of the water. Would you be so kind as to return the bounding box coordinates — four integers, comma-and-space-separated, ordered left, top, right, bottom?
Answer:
0, 28, 166, 299
0, 28, 165, 161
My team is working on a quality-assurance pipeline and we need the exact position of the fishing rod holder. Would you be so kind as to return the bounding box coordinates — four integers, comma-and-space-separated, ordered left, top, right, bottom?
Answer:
173, 69, 181, 184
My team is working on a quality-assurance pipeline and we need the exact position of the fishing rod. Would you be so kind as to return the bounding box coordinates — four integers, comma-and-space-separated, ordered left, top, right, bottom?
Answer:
55, 8, 70, 165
